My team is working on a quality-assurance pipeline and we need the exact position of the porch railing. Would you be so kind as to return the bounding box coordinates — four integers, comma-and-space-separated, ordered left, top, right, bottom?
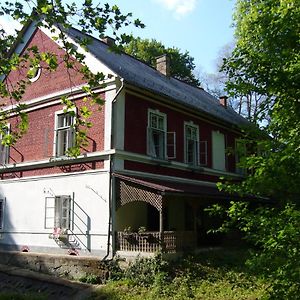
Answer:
116, 231, 197, 253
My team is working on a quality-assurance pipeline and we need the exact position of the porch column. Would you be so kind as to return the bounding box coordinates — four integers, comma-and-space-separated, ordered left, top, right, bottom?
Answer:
159, 207, 165, 251
159, 208, 163, 233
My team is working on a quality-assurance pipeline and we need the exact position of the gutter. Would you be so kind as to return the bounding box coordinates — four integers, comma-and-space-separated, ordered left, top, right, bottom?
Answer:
103, 77, 124, 260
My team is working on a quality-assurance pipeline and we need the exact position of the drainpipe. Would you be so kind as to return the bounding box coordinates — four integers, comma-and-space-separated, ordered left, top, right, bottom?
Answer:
102, 77, 124, 260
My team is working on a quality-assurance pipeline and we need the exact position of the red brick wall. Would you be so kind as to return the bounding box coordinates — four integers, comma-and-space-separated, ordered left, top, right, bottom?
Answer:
124, 160, 221, 182
7, 95, 105, 164
124, 93, 239, 174
1, 28, 85, 107
0, 161, 104, 180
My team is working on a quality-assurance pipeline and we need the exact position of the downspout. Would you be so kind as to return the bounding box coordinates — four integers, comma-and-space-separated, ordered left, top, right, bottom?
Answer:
103, 77, 124, 260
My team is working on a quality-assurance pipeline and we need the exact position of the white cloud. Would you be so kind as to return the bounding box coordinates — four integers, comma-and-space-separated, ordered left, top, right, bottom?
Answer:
0, 16, 21, 35
155, 0, 197, 19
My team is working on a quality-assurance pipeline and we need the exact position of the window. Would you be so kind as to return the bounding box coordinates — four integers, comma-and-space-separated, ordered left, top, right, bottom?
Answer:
0, 125, 10, 165
54, 111, 76, 157
147, 110, 167, 159
45, 195, 73, 229
28, 65, 41, 82
0, 198, 5, 231
235, 139, 247, 175
184, 123, 199, 165
212, 131, 226, 171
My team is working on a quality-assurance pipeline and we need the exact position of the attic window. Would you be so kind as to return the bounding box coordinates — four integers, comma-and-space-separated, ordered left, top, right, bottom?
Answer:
28, 65, 41, 82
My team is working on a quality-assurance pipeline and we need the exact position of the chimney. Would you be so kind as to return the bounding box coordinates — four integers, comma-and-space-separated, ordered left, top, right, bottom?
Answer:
219, 96, 228, 108
156, 54, 170, 77
102, 36, 115, 47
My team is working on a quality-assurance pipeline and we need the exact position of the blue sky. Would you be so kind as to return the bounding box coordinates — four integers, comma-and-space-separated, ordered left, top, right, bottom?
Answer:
113, 0, 236, 73
0, 0, 236, 73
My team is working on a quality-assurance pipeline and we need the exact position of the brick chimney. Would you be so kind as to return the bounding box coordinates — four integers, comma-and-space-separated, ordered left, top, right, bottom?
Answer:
156, 54, 170, 77
219, 96, 228, 108
102, 36, 115, 47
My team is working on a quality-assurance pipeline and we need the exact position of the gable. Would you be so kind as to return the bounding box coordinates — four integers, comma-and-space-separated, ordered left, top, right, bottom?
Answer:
1, 24, 117, 108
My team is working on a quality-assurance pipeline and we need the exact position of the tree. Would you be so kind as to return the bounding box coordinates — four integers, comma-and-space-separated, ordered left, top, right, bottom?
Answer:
198, 42, 268, 124
214, 1, 300, 298
0, 0, 143, 155
123, 37, 200, 87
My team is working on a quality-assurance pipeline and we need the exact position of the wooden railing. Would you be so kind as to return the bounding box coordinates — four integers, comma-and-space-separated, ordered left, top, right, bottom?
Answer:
116, 231, 197, 253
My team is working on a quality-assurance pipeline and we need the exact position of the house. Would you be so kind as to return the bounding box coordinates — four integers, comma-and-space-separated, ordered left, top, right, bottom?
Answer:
0, 21, 250, 258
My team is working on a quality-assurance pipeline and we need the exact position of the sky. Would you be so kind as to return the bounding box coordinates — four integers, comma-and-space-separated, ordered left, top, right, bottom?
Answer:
0, 0, 236, 74
111, 0, 236, 73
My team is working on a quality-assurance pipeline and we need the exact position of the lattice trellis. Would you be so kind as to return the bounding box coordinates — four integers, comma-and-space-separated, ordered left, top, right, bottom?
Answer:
116, 179, 163, 211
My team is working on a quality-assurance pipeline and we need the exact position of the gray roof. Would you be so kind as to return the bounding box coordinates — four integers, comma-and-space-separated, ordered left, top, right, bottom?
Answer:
67, 28, 249, 127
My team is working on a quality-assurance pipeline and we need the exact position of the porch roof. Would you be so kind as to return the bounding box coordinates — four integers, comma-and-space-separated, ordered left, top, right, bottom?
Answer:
113, 173, 234, 199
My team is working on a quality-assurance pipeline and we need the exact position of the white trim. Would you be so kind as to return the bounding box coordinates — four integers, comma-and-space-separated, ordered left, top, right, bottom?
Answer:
0, 167, 109, 184
0, 149, 115, 173
39, 24, 118, 79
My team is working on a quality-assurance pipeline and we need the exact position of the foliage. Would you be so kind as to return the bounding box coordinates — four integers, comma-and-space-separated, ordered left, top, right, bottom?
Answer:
217, 0, 300, 298
79, 273, 102, 284
123, 37, 200, 87
198, 42, 268, 123
90, 248, 267, 300
0, 0, 143, 154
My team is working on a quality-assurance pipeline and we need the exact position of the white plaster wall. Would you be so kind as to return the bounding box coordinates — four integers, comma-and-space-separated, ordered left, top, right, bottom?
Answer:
0, 170, 111, 256
115, 202, 148, 232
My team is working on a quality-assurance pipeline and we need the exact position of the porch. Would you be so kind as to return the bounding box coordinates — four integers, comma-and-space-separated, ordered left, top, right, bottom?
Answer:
114, 173, 231, 254
116, 231, 197, 253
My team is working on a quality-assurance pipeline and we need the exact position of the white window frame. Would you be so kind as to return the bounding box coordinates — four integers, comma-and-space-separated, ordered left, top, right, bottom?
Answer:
44, 195, 73, 230
0, 124, 10, 165
0, 198, 5, 231
53, 109, 76, 157
184, 122, 199, 166
147, 109, 167, 159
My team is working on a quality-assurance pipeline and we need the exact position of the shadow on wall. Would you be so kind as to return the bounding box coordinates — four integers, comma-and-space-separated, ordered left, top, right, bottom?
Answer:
0, 185, 16, 251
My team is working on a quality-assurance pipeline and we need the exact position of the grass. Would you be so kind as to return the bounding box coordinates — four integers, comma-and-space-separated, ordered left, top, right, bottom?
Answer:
89, 247, 269, 300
